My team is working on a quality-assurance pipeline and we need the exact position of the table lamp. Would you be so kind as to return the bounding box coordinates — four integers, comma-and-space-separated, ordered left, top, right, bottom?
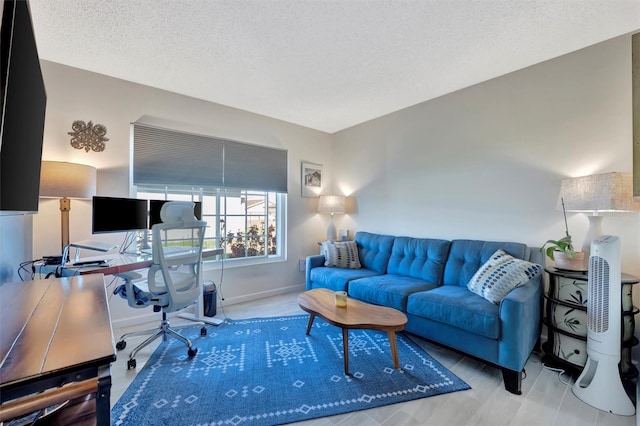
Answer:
318, 195, 345, 241
39, 161, 97, 252
557, 172, 640, 261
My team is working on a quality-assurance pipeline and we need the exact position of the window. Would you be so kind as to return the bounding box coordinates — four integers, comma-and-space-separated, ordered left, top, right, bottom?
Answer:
137, 185, 285, 262
132, 123, 288, 264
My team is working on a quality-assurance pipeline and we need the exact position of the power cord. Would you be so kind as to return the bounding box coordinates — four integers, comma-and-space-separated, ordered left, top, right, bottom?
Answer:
542, 363, 575, 386
218, 249, 225, 301
215, 219, 228, 321
216, 260, 227, 321
18, 259, 43, 281
120, 232, 138, 254
106, 275, 120, 303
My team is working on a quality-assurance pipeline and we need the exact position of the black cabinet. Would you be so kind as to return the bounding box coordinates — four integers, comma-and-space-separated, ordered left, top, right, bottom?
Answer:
542, 268, 639, 379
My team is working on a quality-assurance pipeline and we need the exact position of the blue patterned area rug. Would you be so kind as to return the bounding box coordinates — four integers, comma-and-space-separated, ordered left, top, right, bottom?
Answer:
111, 315, 470, 425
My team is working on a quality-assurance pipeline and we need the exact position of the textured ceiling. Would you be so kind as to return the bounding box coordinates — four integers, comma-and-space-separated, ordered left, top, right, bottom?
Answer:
28, 0, 640, 134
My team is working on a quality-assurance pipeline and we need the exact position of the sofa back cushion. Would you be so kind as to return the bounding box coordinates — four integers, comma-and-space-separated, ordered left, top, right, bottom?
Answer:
354, 232, 395, 273
443, 240, 530, 287
387, 237, 451, 283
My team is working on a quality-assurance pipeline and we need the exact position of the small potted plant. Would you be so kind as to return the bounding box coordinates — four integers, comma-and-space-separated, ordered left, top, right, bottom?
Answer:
540, 235, 585, 271
540, 197, 585, 271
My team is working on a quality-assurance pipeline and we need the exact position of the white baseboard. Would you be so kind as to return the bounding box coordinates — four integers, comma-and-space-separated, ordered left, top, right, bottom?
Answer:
216, 283, 305, 307
110, 284, 306, 330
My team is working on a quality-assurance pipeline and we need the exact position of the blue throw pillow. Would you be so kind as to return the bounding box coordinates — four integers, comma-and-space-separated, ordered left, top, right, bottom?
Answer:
467, 249, 542, 304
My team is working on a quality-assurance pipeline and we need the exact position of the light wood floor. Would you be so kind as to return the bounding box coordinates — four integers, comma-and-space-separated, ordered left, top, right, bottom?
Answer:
110, 291, 637, 426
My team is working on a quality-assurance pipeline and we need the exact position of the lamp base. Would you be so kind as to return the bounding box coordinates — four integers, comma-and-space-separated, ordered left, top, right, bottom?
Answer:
326, 214, 337, 241
60, 197, 71, 252
581, 215, 604, 267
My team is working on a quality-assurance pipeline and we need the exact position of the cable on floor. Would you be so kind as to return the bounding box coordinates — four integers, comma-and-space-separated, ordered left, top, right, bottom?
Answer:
542, 362, 575, 386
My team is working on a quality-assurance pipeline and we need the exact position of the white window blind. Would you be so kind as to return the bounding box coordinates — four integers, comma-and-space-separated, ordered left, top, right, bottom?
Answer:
133, 123, 288, 192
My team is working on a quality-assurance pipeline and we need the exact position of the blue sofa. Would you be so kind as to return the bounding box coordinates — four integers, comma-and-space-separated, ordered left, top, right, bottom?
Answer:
305, 231, 544, 394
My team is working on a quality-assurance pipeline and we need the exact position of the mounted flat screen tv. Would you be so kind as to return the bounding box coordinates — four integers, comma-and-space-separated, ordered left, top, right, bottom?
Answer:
92, 196, 148, 234
148, 199, 202, 228
0, 0, 47, 214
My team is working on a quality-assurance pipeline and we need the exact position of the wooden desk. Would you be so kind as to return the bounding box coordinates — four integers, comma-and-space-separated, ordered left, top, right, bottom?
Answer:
36, 248, 225, 328
0, 275, 116, 425
36, 253, 153, 277
37, 248, 223, 277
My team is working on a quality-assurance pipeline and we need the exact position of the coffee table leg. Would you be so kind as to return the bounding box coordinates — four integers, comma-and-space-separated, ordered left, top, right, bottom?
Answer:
387, 331, 400, 370
342, 328, 350, 375
305, 314, 315, 335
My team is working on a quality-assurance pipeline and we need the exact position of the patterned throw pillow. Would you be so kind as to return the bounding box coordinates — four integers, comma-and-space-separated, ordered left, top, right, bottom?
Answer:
321, 241, 361, 269
467, 249, 543, 304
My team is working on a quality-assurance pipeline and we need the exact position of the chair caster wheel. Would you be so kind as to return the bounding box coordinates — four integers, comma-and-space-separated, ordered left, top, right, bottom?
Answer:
116, 340, 126, 350
200, 327, 207, 336
127, 359, 136, 370
188, 348, 197, 358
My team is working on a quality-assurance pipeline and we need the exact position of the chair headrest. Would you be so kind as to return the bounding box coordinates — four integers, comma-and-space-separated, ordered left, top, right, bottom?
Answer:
160, 201, 198, 224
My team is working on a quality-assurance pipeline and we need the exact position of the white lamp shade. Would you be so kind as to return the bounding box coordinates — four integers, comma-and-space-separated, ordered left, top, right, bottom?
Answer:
39, 161, 97, 199
557, 172, 640, 213
318, 195, 345, 214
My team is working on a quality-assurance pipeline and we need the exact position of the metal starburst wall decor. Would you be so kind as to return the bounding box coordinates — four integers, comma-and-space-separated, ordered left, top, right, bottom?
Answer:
68, 120, 109, 152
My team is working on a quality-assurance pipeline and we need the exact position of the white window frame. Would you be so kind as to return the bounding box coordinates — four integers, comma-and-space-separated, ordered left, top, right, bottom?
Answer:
136, 185, 286, 267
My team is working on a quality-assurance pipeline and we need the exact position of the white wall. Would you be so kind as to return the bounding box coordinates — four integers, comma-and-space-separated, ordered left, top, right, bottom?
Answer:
0, 214, 33, 285
24, 34, 640, 324
332, 34, 640, 279
33, 61, 333, 325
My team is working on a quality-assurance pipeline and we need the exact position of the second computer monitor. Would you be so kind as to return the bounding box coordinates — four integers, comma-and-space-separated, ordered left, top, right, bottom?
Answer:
148, 200, 202, 228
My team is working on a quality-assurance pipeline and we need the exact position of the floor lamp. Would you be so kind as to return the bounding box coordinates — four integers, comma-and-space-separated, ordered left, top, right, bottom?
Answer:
318, 195, 345, 241
39, 161, 97, 254
557, 172, 640, 265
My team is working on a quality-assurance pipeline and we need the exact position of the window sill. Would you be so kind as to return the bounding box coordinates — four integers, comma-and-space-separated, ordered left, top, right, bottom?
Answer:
202, 255, 285, 270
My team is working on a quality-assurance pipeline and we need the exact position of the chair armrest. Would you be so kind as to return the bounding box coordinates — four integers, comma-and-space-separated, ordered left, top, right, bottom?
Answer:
498, 276, 543, 371
115, 271, 143, 281
305, 255, 325, 290
113, 272, 151, 308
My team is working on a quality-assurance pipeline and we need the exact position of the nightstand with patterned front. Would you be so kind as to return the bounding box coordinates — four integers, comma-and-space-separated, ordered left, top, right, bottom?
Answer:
542, 268, 639, 379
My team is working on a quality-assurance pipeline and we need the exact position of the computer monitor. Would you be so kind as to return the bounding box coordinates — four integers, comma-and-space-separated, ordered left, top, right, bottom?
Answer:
148, 200, 202, 228
92, 196, 148, 234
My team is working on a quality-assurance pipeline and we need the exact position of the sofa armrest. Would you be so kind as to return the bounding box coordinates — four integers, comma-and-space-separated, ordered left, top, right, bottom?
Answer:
498, 275, 543, 371
305, 255, 326, 290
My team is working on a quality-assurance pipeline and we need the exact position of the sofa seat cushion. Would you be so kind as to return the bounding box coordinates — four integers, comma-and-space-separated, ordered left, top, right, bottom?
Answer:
406, 286, 500, 339
348, 274, 439, 311
309, 267, 382, 292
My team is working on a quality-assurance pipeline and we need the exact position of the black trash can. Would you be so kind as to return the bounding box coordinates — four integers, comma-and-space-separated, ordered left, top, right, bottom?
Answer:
203, 281, 217, 317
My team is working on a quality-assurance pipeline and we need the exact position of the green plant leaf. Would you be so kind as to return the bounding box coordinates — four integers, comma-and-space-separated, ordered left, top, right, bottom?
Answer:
540, 235, 576, 260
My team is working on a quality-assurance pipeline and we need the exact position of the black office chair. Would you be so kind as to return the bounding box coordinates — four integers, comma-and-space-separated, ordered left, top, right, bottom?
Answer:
114, 201, 207, 369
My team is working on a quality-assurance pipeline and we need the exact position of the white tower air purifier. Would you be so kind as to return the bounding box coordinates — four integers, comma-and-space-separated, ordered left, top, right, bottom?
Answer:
572, 235, 635, 416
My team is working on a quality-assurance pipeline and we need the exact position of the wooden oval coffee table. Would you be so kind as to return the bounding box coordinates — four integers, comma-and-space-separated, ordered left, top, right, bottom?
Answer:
298, 288, 408, 375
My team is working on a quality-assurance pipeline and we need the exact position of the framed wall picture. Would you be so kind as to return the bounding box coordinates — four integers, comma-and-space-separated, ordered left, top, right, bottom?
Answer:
301, 162, 322, 197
